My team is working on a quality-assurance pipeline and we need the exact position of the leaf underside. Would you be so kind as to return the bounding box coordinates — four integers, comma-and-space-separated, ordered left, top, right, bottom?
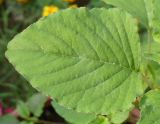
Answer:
6, 8, 143, 114
52, 101, 96, 124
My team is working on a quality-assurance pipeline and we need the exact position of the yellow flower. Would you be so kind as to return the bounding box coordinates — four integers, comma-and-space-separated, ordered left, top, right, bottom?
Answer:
42, 5, 59, 17
69, 4, 78, 8
17, 0, 29, 4
64, 0, 77, 3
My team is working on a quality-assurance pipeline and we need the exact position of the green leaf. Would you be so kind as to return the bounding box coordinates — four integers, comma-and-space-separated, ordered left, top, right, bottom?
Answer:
102, 0, 150, 27
88, 0, 109, 8
138, 90, 160, 124
90, 116, 110, 124
52, 101, 129, 124
17, 101, 30, 118
151, 0, 160, 43
52, 101, 96, 124
0, 115, 20, 124
141, 36, 160, 88
141, 33, 160, 64
27, 93, 47, 117
110, 110, 129, 124
103, 0, 160, 43
147, 61, 160, 88
6, 8, 143, 114
20, 121, 34, 124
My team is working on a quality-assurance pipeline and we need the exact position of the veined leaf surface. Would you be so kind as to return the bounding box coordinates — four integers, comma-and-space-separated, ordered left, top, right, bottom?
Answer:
6, 8, 143, 114
103, 0, 160, 43
102, 0, 150, 27
138, 90, 160, 124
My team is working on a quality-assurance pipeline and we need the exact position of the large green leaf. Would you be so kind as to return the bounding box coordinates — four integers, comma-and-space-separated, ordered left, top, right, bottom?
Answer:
102, 0, 150, 27
103, 0, 160, 43
110, 110, 129, 124
6, 8, 143, 114
151, 0, 160, 43
52, 101, 96, 124
52, 100, 129, 124
138, 90, 160, 124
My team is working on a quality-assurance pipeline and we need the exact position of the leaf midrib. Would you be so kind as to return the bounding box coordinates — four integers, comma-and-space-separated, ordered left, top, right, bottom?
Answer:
8, 48, 135, 72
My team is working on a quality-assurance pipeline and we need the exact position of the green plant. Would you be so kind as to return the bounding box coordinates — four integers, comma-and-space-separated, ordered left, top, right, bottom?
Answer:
0, 93, 48, 124
16, 93, 48, 124
5, 0, 160, 123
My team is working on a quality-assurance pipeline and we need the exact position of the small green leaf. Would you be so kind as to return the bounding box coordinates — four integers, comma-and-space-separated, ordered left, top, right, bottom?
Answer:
0, 115, 20, 124
90, 116, 110, 124
27, 93, 47, 117
6, 8, 143, 114
52, 101, 96, 124
138, 90, 160, 124
17, 101, 30, 118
